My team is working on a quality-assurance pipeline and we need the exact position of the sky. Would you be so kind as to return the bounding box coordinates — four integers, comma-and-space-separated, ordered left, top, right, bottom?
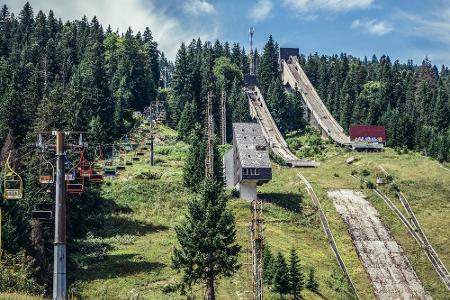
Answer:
4, 0, 450, 66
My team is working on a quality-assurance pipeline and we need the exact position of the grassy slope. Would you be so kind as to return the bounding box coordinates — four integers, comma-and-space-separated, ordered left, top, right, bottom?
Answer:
0, 128, 450, 299
298, 147, 450, 300
67, 126, 361, 299
9, 126, 447, 299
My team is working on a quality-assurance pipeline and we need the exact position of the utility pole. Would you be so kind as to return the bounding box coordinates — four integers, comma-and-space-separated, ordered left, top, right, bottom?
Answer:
53, 131, 67, 300
205, 91, 214, 178
149, 105, 155, 166
220, 90, 227, 145
249, 27, 255, 76
250, 199, 264, 300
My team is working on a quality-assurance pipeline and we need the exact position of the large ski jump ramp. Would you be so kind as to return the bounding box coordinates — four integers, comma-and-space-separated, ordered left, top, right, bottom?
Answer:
282, 56, 352, 146
245, 86, 319, 167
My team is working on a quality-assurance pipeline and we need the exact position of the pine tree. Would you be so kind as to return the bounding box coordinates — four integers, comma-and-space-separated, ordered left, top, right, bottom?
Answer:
263, 244, 274, 283
288, 248, 304, 299
172, 179, 241, 299
170, 42, 192, 124
267, 78, 289, 133
306, 267, 319, 292
272, 252, 289, 299
257, 35, 279, 96
183, 126, 205, 191
230, 78, 250, 123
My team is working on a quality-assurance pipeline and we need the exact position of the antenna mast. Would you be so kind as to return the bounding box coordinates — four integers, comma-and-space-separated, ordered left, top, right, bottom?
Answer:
249, 27, 255, 75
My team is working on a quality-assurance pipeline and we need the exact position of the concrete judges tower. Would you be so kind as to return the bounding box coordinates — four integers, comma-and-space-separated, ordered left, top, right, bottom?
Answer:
224, 123, 272, 200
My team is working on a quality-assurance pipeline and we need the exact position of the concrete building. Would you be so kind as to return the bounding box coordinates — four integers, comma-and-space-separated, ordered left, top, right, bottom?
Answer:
224, 123, 272, 201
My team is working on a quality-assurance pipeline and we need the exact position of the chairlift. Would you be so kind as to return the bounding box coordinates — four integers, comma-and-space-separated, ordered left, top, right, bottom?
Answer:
3, 151, 23, 200
116, 149, 126, 170
66, 152, 85, 194
136, 148, 145, 156
90, 145, 105, 182
39, 154, 55, 184
64, 157, 76, 181
80, 154, 92, 178
104, 160, 117, 177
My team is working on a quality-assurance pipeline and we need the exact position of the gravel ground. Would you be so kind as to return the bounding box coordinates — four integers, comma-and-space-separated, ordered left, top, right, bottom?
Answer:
329, 189, 432, 300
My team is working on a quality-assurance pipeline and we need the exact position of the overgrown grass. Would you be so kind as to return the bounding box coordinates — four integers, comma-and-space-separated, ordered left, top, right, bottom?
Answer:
40, 125, 448, 300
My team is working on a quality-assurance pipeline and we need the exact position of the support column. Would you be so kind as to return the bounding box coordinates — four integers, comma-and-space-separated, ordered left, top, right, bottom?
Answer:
53, 131, 67, 300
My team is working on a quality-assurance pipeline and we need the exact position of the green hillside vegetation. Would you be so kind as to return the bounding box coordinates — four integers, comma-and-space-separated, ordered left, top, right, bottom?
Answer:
55, 125, 355, 300
2, 125, 440, 300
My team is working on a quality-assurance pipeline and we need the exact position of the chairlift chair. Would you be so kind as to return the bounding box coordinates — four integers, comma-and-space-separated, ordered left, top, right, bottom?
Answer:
66, 152, 85, 194
3, 151, 23, 200
39, 155, 55, 184
117, 149, 126, 170
104, 160, 117, 177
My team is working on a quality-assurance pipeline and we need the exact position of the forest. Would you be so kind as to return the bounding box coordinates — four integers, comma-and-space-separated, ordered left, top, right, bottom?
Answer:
0, 2, 449, 298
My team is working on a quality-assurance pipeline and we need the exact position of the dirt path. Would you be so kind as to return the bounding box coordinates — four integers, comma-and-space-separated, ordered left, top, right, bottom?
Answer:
328, 189, 431, 300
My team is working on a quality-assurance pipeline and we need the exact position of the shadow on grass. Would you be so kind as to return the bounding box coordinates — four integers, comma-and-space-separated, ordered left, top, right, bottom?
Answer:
77, 253, 166, 282
99, 216, 169, 237
259, 192, 303, 213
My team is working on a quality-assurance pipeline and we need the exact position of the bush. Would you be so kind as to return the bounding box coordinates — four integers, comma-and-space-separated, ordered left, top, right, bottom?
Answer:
135, 171, 161, 180
366, 181, 375, 189
334, 173, 339, 177
0, 251, 46, 295
351, 170, 357, 176
361, 169, 370, 176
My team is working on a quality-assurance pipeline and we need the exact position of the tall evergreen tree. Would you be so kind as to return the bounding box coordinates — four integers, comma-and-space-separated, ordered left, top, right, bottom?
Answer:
306, 267, 319, 292
288, 248, 304, 299
266, 78, 289, 133
262, 244, 275, 284
257, 35, 279, 96
272, 252, 290, 299
172, 179, 241, 299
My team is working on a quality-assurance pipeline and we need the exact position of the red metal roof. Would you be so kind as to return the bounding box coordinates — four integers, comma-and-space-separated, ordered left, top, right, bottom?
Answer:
349, 125, 386, 142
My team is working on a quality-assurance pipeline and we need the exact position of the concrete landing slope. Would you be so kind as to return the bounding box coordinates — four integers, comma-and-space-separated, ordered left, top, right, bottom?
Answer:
329, 189, 432, 300
245, 86, 319, 167
282, 57, 352, 146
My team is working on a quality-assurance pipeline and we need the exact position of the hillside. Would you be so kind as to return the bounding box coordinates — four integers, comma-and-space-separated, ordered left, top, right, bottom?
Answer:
2, 125, 443, 299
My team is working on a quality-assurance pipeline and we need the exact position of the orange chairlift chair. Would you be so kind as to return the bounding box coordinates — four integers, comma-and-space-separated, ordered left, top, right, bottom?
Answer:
38, 154, 55, 184
3, 151, 23, 200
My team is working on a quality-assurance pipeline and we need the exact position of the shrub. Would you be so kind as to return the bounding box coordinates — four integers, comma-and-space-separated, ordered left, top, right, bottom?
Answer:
366, 181, 375, 189
361, 169, 370, 176
351, 170, 357, 176
0, 251, 46, 295
135, 171, 161, 180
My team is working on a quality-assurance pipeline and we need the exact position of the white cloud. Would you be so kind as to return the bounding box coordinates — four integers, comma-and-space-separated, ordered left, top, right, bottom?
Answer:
397, 10, 450, 46
351, 18, 393, 36
183, 0, 216, 15
284, 0, 374, 13
6, 0, 219, 59
249, 0, 273, 22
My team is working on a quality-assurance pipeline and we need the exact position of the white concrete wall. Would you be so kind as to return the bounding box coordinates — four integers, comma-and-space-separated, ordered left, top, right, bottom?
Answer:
238, 181, 257, 201
223, 148, 235, 188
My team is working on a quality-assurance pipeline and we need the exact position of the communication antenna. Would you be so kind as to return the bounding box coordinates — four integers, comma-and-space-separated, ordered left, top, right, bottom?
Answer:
249, 27, 255, 75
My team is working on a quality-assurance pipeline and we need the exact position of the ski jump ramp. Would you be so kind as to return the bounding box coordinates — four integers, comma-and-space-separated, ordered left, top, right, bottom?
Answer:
281, 56, 352, 146
245, 86, 320, 167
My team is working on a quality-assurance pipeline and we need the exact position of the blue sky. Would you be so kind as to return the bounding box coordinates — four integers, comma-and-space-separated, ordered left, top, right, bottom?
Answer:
5, 0, 450, 66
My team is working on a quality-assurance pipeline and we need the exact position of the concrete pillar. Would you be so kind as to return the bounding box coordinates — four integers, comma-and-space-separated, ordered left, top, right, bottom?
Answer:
238, 181, 257, 201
